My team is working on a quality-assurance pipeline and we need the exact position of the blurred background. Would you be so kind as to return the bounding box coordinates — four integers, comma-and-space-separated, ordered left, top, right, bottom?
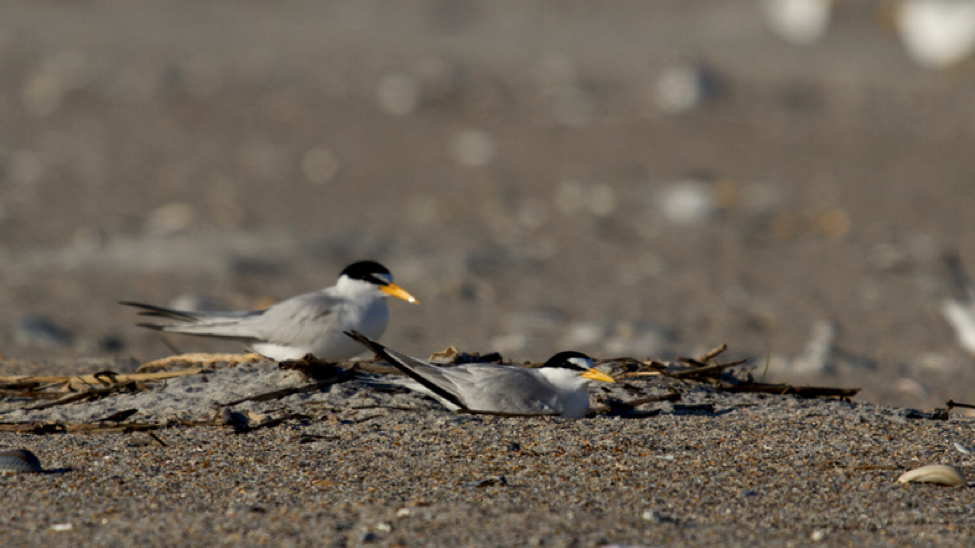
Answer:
2, 0, 975, 409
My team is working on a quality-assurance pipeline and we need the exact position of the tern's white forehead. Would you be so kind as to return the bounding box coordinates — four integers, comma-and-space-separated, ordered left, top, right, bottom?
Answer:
568, 356, 593, 370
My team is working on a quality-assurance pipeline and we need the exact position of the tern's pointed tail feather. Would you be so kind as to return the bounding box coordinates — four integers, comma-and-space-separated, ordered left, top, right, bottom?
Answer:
345, 330, 387, 356
119, 301, 203, 322
121, 301, 262, 342
345, 330, 468, 410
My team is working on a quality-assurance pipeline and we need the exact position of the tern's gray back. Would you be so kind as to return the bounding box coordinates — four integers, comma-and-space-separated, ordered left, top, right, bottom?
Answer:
235, 289, 351, 346
441, 365, 566, 415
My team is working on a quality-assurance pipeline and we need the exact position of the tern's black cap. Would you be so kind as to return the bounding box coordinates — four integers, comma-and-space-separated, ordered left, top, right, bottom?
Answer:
340, 261, 392, 285
542, 351, 592, 371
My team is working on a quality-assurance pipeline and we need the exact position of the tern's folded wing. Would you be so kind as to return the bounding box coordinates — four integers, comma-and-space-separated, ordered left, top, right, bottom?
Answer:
441, 366, 565, 416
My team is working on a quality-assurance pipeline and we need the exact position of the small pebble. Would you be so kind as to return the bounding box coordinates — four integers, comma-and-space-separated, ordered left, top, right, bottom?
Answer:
182, 54, 224, 98
560, 321, 607, 348
892, 377, 928, 398
8, 150, 45, 185
450, 129, 496, 167
761, 0, 832, 46
653, 64, 720, 114
22, 50, 90, 117
301, 148, 340, 185
146, 202, 195, 236
640, 509, 675, 524
238, 139, 288, 181
551, 84, 594, 127
376, 73, 419, 116
13, 316, 73, 348
646, 180, 717, 225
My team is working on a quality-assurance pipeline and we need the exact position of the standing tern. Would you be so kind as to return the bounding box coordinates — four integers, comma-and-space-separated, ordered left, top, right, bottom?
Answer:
122, 261, 418, 362
346, 330, 615, 419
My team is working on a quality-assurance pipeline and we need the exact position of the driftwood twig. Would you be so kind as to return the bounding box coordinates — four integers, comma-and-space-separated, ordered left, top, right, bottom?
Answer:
219, 366, 356, 407
717, 383, 859, 398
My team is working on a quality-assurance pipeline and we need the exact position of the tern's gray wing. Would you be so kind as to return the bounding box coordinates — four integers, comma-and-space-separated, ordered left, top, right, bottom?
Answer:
233, 290, 347, 346
347, 331, 468, 408
122, 290, 345, 345
439, 365, 565, 416
347, 331, 566, 415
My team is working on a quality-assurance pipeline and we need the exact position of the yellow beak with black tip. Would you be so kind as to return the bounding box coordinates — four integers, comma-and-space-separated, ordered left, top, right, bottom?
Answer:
381, 283, 419, 304
581, 368, 616, 383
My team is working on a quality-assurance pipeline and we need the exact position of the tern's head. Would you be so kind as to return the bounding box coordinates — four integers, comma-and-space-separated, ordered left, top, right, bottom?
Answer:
338, 261, 418, 304
541, 351, 615, 384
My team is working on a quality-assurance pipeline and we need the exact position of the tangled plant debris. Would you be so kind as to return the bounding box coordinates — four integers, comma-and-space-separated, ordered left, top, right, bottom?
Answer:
0, 342, 879, 433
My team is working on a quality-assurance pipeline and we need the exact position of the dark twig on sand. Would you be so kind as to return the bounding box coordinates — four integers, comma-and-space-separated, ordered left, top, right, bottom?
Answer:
825, 463, 901, 471
676, 344, 730, 368
666, 359, 748, 378
219, 366, 356, 407
278, 354, 343, 381
697, 343, 728, 363
590, 389, 681, 417
96, 409, 140, 423
0, 389, 67, 400
0, 421, 165, 434
0, 381, 142, 415
614, 390, 682, 408
148, 432, 169, 447
673, 403, 716, 413
594, 357, 666, 368
230, 413, 311, 434
351, 361, 407, 376
717, 383, 859, 398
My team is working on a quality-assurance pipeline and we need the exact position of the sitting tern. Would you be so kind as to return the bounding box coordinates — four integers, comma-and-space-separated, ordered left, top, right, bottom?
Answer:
347, 330, 615, 419
122, 261, 418, 362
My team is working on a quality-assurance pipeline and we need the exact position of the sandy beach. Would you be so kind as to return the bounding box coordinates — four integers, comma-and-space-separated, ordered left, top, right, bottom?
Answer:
2, 358, 974, 547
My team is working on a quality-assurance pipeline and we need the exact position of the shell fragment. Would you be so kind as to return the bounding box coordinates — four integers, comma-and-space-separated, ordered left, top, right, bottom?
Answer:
0, 449, 43, 474
897, 464, 967, 488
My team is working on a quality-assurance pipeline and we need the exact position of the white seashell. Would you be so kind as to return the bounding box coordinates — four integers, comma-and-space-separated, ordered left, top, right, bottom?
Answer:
897, 464, 967, 488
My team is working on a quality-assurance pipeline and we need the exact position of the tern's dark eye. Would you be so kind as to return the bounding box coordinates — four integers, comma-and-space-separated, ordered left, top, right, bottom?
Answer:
543, 351, 592, 371
366, 273, 392, 286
